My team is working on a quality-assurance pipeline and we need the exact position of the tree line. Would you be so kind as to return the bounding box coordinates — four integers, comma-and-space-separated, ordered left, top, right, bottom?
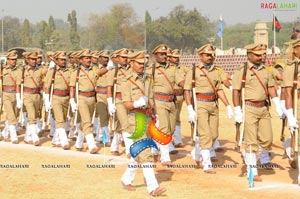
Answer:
0, 3, 299, 54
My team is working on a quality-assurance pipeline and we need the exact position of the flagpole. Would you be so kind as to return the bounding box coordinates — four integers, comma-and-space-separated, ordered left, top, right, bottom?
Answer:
273, 11, 276, 47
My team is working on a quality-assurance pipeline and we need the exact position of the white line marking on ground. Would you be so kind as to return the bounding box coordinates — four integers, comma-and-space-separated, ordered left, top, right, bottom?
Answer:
0, 142, 129, 165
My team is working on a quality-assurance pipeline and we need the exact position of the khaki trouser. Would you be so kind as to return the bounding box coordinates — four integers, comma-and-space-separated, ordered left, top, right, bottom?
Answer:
128, 113, 153, 163
155, 100, 176, 135
23, 93, 41, 124
52, 95, 69, 128
3, 92, 18, 125
244, 105, 272, 153
175, 95, 184, 125
197, 101, 219, 149
78, 95, 96, 135
116, 102, 130, 133
96, 93, 109, 127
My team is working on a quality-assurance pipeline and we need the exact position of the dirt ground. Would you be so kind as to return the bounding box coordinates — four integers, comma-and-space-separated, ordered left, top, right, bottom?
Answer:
1, 90, 300, 199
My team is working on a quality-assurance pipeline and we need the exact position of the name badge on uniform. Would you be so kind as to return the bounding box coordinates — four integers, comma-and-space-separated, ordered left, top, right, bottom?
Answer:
132, 87, 139, 91
200, 74, 206, 77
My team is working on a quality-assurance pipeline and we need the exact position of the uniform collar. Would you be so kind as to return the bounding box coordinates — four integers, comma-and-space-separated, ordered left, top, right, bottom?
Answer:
80, 65, 92, 71
248, 61, 264, 70
199, 62, 214, 71
155, 62, 169, 69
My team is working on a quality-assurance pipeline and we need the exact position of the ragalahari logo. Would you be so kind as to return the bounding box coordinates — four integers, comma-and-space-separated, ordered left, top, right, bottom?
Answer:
260, 2, 297, 10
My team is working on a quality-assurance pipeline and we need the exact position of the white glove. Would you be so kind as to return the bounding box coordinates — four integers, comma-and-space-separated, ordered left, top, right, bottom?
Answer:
106, 60, 115, 70
229, 86, 233, 93
155, 114, 159, 128
69, 98, 78, 113
49, 60, 55, 69
44, 94, 51, 112
234, 106, 243, 123
272, 97, 283, 117
107, 97, 116, 116
16, 93, 22, 109
280, 100, 287, 117
286, 108, 298, 132
226, 105, 233, 119
187, 104, 196, 123
133, 96, 147, 108
276, 89, 281, 97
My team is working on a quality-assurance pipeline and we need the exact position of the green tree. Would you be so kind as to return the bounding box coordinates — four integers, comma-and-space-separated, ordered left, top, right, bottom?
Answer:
21, 19, 32, 47
0, 16, 21, 51
68, 10, 80, 50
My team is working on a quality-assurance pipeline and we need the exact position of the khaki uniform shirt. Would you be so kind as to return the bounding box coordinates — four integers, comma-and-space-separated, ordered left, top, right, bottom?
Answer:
69, 65, 98, 91
44, 66, 71, 92
2, 65, 21, 88
232, 61, 274, 101
184, 62, 223, 92
18, 65, 44, 89
152, 62, 184, 94
282, 57, 300, 88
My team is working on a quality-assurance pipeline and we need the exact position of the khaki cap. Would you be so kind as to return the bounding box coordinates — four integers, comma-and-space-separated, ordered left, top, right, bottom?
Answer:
99, 50, 110, 58
6, 50, 18, 59
91, 50, 100, 58
113, 48, 129, 57
67, 51, 75, 58
27, 52, 38, 59
37, 50, 43, 58
54, 51, 67, 59
291, 38, 300, 48
22, 52, 30, 59
244, 43, 265, 55
47, 51, 55, 57
128, 50, 149, 63
78, 49, 92, 58
171, 49, 180, 58
152, 44, 168, 54
197, 44, 216, 55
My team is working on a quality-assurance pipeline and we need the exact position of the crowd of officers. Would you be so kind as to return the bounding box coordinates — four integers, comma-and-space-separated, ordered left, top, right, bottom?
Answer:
0, 39, 300, 194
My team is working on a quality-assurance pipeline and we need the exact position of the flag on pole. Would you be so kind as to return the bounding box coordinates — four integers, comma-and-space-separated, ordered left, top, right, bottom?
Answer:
217, 15, 223, 38
272, 16, 281, 32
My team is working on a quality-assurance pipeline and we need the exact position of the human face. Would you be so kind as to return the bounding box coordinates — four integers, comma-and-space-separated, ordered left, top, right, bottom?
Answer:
27, 58, 37, 67
247, 52, 262, 65
169, 56, 179, 64
132, 60, 145, 74
7, 58, 17, 67
261, 53, 267, 64
69, 57, 75, 64
36, 57, 42, 65
294, 46, 300, 59
199, 53, 214, 65
155, 52, 167, 64
56, 58, 66, 67
117, 56, 128, 65
80, 56, 91, 67
99, 56, 109, 65
91, 57, 99, 64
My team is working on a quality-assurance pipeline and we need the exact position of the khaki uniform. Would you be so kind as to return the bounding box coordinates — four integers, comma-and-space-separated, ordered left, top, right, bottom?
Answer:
69, 65, 98, 135
121, 71, 154, 163
232, 61, 274, 152
44, 66, 71, 128
184, 63, 222, 149
96, 64, 109, 128
282, 57, 300, 146
153, 63, 184, 135
106, 65, 132, 132
2, 65, 21, 124
18, 66, 43, 124
173, 64, 189, 125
